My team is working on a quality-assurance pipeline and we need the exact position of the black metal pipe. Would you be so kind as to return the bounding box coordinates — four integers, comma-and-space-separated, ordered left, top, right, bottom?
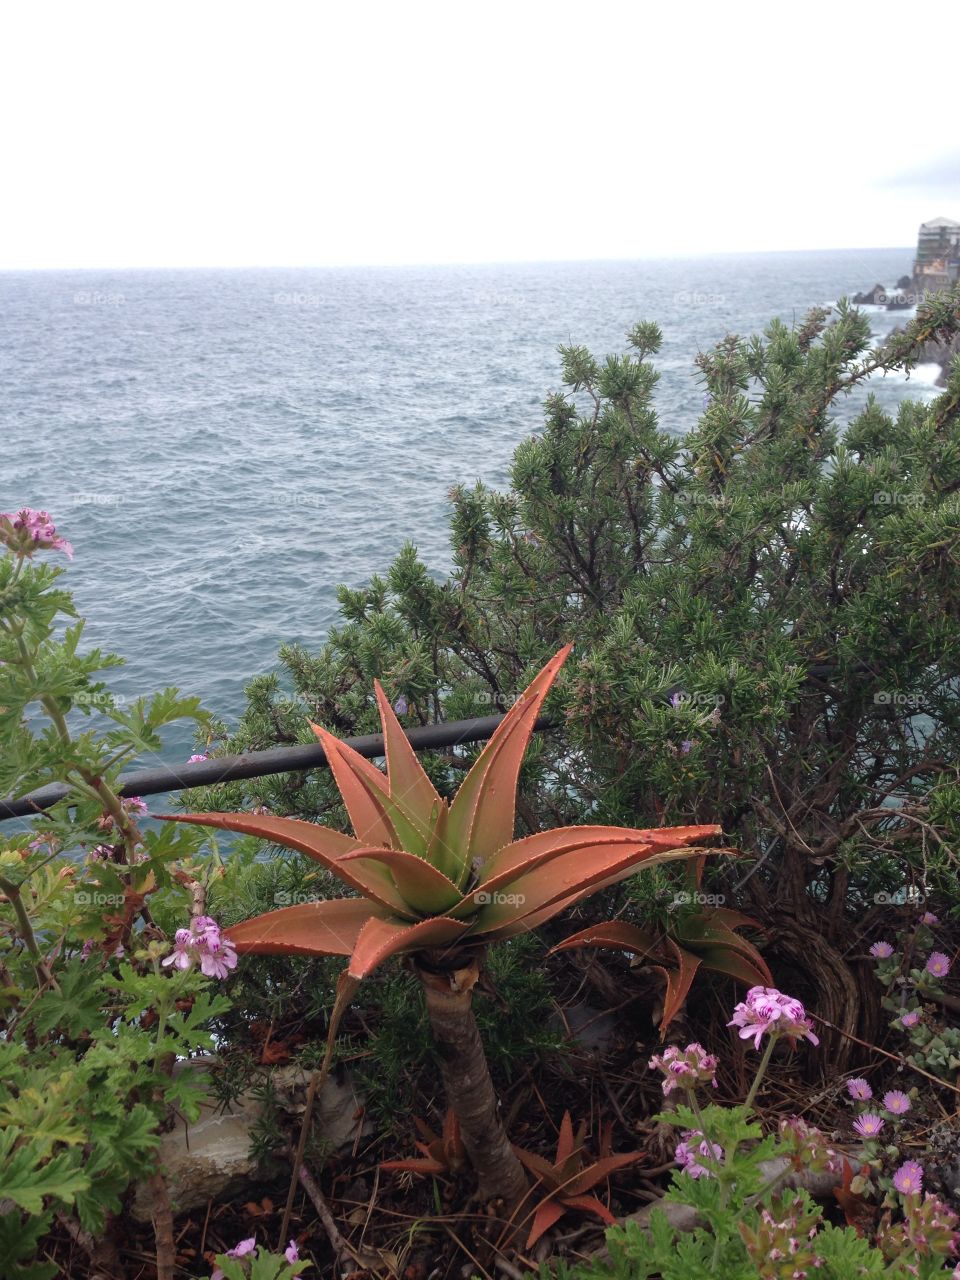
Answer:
0, 713, 555, 822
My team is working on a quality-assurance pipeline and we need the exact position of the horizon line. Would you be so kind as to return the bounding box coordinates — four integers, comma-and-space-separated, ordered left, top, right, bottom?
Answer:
0, 245, 916, 274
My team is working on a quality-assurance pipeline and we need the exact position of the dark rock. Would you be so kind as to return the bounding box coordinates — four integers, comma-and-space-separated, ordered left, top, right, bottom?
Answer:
896, 274, 913, 290
853, 283, 889, 306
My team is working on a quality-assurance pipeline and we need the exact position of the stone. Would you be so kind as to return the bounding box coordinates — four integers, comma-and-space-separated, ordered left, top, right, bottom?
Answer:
132, 1058, 369, 1221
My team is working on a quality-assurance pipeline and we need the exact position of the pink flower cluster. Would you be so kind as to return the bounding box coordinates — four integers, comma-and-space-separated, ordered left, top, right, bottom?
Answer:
727, 987, 819, 1050
163, 915, 238, 980
648, 1042, 718, 1095
0, 508, 73, 559
211, 1238, 301, 1279
675, 1130, 723, 1178
740, 1193, 824, 1278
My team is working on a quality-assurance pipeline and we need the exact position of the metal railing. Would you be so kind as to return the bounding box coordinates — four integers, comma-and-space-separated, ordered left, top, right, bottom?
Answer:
0, 713, 554, 822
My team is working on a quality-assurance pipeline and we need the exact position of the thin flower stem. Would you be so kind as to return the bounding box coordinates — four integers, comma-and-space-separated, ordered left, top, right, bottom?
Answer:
744, 1033, 779, 1112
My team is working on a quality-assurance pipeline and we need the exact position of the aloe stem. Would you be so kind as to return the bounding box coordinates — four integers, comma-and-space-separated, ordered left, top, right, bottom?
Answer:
416, 960, 527, 1207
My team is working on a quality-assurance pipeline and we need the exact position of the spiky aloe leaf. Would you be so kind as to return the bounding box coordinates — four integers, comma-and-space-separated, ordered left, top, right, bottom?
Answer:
558, 1193, 614, 1224
309, 722, 433, 855
566, 1152, 646, 1195
445, 643, 573, 882
471, 841, 699, 931
551, 920, 662, 961
346, 914, 473, 980
160, 812, 417, 918
697, 943, 772, 987
225, 898, 387, 956
373, 680, 442, 820
476, 823, 719, 896
526, 1199, 565, 1247
653, 936, 702, 1031
339, 848, 462, 915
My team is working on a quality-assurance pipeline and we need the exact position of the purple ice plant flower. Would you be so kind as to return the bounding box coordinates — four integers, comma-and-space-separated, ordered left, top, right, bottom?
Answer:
870, 941, 895, 959
899, 1009, 921, 1028
648, 1043, 718, 1095
727, 987, 819, 1050
675, 1130, 723, 1178
925, 951, 952, 979
883, 1090, 911, 1116
921, 912, 939, 926
853, 1113, 885, 1139
846, 1077, 872, 1101
393, 694, 408, 716
892, 1161, 924, 1196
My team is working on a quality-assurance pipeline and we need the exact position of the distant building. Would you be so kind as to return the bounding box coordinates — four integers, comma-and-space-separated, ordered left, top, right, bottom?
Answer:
914, 216, 960, 291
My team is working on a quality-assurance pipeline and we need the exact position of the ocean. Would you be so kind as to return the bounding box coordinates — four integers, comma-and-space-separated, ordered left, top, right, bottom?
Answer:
0, 249, 939, 766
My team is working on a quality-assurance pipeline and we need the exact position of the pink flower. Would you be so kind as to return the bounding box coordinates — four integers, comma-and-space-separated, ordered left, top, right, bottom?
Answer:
211, 1237, 257, 1280
162, 928, 195, 970
162, 917, 237, 979
727, 987, 819, 1050
847, 1077, 872, 1100
853, 1113, 884, 1138
882, 1090, 911, 1116
648, 1043, 718, 1095
892, 1161, 923, 1196
675, 1130, 723, 1178
285, 1241, 300, 1264
188, 753, 208, 763
925, 951, 951, 979
123, 797, 148, 816
870, 941, 894, 959
899, 1010, 921, 1028
921, 912, 939, 926
0, 508, 74, 559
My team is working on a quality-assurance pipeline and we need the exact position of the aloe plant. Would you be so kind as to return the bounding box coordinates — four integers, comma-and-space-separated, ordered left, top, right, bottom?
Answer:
161, 645, 721, 1208
512, 1112, 644, 1247
552, 857, 771, 1032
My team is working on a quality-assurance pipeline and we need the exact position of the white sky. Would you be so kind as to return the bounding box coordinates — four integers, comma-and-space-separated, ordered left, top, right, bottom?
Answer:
1, 0, 957, 269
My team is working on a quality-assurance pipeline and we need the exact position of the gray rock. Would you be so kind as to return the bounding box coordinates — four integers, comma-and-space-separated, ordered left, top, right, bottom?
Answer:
132, 1059, 369, 1221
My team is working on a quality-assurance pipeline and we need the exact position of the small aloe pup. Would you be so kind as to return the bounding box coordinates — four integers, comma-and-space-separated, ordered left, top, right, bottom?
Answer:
162, 645, 722, 1216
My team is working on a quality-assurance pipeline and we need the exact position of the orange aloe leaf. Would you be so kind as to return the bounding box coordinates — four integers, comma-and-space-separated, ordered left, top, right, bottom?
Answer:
472, 842, 698, 931
525, 1199, 565, 1248
655, 937, 702, 1031
566, 1152, 645, 1196
555, 1111, 577, 1166
347, 914, 473, 980
698, 943, 773, 988
550, 920, 664, 962
225, 898, 387, 957
446, 644, 573, 879
478, 824, 720, 894
159, 812, 417, 918
373, 680, 442, 820
513, 1148, 558, 1182
557, 1193, 615, 1225
339, 848, 462, 915
309, 722, 429, 853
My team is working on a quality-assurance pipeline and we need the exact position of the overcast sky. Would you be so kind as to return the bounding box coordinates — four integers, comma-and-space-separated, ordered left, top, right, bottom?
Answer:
2, 0, 957, 270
